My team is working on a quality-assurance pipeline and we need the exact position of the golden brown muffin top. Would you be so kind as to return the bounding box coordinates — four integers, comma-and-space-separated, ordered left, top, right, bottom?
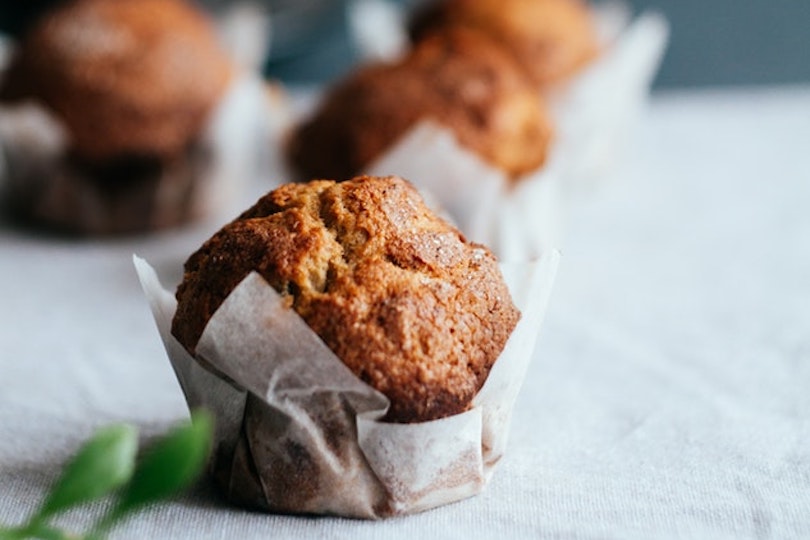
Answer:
411, 0, 599, 88
172, 176, 520, 423
0, 0, 232, 162
288, 29, 553, 182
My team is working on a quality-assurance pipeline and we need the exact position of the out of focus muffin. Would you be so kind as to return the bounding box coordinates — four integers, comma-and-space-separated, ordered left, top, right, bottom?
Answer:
287, 29, 553, 183
410, 0, 599, 88
172, 175, 521, 423
0, 0, 234, 234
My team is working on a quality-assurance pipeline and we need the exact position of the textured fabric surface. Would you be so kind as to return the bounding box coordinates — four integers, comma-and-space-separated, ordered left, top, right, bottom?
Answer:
1, 87, 810, 538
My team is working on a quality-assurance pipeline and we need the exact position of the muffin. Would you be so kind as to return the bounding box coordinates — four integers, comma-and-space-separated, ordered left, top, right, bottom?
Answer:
172, 175, 520, 423
287, 29, 552, 183
0, 0, 233, 234
410, 0, 599, 88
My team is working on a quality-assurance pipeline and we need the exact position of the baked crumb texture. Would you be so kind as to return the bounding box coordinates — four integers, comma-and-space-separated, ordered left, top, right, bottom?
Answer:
410, 0, 599, 88
173, 175, 520, 423
288, 29, 553, 182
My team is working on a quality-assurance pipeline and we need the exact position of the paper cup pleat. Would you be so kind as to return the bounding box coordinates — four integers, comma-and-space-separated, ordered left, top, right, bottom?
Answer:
134, 249, 559, 518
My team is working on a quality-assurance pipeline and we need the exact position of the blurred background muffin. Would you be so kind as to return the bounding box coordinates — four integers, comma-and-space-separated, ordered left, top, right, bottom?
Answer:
288, 29, 553, 182
2, 1, 809, 88
410, 0, 599, 89
0, 0, 236, 235
2, 0, 232, 164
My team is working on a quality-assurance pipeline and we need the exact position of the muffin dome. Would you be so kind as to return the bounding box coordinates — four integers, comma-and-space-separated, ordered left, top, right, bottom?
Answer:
172, 175, 520, 423
411, 0, 598, 87
0, 0, 232, 161
288, 29, 552, 182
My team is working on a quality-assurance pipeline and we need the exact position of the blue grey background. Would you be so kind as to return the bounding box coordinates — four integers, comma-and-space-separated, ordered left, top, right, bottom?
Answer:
631, 0, 810, 88
2, 0, 809, 88
262, 0, 810, 88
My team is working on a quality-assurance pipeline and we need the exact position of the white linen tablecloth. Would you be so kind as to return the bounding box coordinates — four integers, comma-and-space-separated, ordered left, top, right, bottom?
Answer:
1, 86, 809, 539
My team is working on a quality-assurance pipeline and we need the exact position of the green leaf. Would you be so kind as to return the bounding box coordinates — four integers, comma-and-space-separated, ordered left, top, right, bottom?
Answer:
0, 527, 22, 540
37, 424, 138, 520
112, 411, 213, 518
9, 523, 72, 540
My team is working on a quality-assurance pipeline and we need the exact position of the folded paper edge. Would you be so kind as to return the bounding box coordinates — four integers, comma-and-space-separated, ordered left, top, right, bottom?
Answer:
133, 249, 560, 517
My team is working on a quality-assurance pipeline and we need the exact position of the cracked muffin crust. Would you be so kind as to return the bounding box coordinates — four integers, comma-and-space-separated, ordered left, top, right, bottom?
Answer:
172, 175, 520, 423
287, 29, 552, 182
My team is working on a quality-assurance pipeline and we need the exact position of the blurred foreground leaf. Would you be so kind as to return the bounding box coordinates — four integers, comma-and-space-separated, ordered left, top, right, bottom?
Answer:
2, 411, 213, 540
38, 425, 138, 521
94, 410, 214, 534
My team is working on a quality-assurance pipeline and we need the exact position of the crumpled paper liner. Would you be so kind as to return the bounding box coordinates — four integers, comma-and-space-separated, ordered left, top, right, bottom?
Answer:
348, 2, 667, 259
134, 250, 559, 518
550, 6, 669, 193
0, 71, 290, 234
348, 2, 667, 260
366, 121, 564, 262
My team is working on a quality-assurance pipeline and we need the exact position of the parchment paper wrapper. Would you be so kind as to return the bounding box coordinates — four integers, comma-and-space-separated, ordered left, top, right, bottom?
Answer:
549, 5, 669, 194
366, 120, 564, 262
0, 70, 291, 234
351, 1, 667, 180
134, 249, 559, 518
345, 2, 667, 259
